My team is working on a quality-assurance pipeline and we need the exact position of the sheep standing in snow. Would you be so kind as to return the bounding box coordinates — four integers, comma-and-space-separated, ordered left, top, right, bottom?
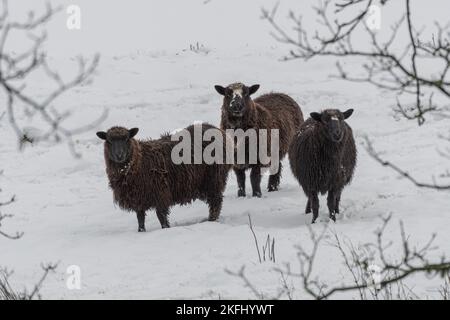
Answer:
289, 109, 356, 223
215, 83, 304, 197
96, 124, 231, 232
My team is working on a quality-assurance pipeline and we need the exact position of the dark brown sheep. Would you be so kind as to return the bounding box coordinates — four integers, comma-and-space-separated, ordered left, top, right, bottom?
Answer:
289, 109, 356, 223
96, 123, 231, 232
215, 83, 304, 197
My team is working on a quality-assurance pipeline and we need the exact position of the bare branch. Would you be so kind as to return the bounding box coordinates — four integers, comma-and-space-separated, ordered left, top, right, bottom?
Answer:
262, 0, 450, 124
0, 263, 57, 300
0, 0, 106, 153
282, 214, 450, 299
365, 136, 450, 190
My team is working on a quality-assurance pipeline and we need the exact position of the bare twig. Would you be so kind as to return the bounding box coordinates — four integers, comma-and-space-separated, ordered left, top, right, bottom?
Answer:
0, 263, 57, 300
365, 136, 450, 190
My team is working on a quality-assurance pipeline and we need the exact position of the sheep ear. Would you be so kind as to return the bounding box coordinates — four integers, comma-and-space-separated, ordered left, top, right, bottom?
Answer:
96, 131, 107, 140
214, 85, 226, 96
248, 84, 260, 96
343, 109, 354, 119
128, 128, 139, 138
310, 112, 322, 122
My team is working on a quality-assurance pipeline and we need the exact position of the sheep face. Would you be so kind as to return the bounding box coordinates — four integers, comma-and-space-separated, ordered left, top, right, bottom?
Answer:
310, 109, 354, 143
96, 127, 139, 164
215, 83, 260, 118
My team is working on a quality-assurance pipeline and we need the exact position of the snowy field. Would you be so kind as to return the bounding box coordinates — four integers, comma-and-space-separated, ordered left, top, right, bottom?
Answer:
0, 0, 449, 299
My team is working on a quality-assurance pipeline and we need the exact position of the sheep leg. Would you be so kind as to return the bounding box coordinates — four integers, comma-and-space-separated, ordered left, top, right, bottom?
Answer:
335, 191, 342, 214
311, 193, 319, 224
136, 211, 146, 232
234, 168, 246, 197
305, 199, 311, 214
207, 195, 223, 222
268, 162, 282, 192
156, 208, 170, 229
327, 191, 337, 222
250, 166, 262, 198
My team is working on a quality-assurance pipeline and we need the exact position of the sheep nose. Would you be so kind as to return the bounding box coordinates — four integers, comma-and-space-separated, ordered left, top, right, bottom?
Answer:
332, 131, 342, 141
231, 103, 242, 112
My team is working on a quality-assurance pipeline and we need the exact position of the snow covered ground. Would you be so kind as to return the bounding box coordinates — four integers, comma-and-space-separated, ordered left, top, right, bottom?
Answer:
0, 0, 449, 300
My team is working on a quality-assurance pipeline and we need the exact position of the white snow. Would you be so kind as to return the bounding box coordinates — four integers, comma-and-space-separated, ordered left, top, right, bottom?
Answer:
0, 0, 449, 300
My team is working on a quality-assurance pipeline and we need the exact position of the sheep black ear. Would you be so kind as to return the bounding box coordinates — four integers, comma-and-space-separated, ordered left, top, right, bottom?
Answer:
343, 109, 354, 119
248, 84, 260, 96
310, 112, 322, 122
214, 85, 226, 96
96, 131, 107, 140
129, 128, 139, 138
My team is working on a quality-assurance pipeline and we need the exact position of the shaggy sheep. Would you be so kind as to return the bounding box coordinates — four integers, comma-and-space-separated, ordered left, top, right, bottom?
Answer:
96, 123, 231, 232
215, 83, 304, 197
288, 109, 356, 223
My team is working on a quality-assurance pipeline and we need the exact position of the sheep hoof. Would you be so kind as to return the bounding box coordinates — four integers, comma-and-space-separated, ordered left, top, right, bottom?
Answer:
268, 185, 278, 192
329, 214, 336, 222
252, 191, 262, 198
311, 216, 318, 224
138, 227, 146, 232
237, 190, 246, 197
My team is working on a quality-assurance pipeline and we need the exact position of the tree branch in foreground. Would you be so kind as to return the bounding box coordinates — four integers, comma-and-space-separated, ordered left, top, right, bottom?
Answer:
228, 214, 450, 299
0, 0, 107, 156
364, 136, 450, 190
262, 0, 450, 125
0, 263, 57, 300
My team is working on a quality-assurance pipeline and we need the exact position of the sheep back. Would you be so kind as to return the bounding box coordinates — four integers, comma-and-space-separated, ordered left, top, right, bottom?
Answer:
104, 123, 231, 213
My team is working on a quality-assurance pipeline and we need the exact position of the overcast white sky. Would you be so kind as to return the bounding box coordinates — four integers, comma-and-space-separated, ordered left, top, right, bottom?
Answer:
5, 0, 450, 57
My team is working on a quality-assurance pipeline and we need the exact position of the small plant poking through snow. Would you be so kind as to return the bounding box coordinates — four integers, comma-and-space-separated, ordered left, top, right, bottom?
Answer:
248, 214, 276, 263
186, 42, 211, 55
